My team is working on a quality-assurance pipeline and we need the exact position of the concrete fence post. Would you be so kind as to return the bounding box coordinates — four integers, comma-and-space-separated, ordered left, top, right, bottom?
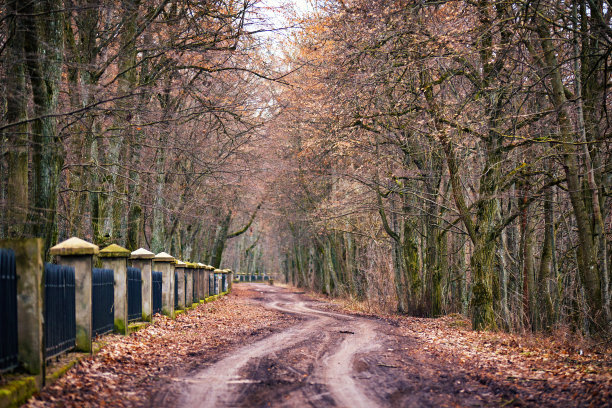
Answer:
191, 263, 199, 303
175, 260, 186, 309
50, 237, 99, 353
184, 263, 193, 307
227, 269, 233, 292
99, 244, 131, 334
154, 252, 176, 318
193, 262, 208, 300
0, 238, 44, 380
130, 248, 155, 321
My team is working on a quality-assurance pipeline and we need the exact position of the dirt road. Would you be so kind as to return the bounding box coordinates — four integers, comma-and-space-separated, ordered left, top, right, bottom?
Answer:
172, 284, 510, 407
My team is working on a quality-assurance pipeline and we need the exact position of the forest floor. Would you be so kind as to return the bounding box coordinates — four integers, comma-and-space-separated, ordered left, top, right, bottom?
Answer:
24, 284, 611, 407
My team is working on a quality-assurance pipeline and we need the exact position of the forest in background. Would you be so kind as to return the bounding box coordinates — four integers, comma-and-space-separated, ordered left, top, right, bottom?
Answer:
1, 0, 611, 336
0, 0, 271, 267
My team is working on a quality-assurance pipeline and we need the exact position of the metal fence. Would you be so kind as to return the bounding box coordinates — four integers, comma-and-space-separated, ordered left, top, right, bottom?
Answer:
127, 267, 142, 321
209, 273, 214, 296
152, 271, 162, 315
92, 268, 114, 337
174, 271, 179, 309
45, 263, 76, 358
222, 274, 227, 292
1, 249, 18, 372
192, 273, 197, 303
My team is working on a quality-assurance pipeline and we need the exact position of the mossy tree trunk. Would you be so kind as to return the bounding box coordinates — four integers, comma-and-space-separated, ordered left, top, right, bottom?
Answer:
23, 0, 64, 253
3, 0, 29, 238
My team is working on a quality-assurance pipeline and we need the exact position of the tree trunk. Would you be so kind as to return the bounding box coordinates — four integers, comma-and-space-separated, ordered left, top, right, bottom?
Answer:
3, 0, 29, 238
23, 0, 64, 253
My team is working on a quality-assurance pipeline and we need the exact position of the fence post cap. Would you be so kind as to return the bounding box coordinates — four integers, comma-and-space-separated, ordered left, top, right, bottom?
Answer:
175, 260, 187, 267
196, 262, 206, 268
154, 252, 176, 263
213, 269, 223, 273
130, 248, 155, 259
204, 265, 215, 271
99, 244, 131, 258
50, 237, 99, 256
185, 262, 197, 268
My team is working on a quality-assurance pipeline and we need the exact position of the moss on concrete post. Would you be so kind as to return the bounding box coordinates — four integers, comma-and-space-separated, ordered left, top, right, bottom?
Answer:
154, 252, 175, 318
0, 238, 44, 379
99, 244, 130, 334
175, 261, 186, 309
50, 237, 99, 353
130, 248, 154, 321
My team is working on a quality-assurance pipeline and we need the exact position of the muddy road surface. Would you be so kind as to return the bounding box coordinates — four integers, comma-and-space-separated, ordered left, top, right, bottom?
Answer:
166, 284, 519, 407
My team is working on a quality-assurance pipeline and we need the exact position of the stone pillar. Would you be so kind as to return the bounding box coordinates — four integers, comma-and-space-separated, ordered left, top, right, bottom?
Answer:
154, 252, 176, 318
99, 244, 131, 334
226, 269, 233, 292
195, 263, 204, 298
130, 248, 155, 321
0, 238, 44, 378
190, 263, 198, 302
50, 237, 99, 353
175, 260, 186, 309
184, 264, 193, 308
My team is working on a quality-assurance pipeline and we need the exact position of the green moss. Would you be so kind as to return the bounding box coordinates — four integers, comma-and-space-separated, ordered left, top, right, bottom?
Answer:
98, 244, 131, 258
175, 309, 186, 317
46, 359, 79, 384
141, 312, 151, 322
0, 376, 38, 408
114, 318, 126, 335
75, 327, 91, 352
127, 322, 148, 333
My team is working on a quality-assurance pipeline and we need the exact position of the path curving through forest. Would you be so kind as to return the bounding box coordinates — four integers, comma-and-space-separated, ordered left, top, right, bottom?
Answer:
176, 284, 383, 407
167, 284, 597, 407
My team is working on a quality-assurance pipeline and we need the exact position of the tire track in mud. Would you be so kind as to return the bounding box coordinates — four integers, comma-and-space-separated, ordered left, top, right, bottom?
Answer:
176, 285, 383, 408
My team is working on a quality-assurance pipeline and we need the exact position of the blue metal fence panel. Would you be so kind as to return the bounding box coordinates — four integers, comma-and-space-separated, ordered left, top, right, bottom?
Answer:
0, 249, 18, 372
209, 273, 213, 296
152, 271, 162, 315
92, 268, 114, 337
174, 271, 179, 309
192, 272, 197, 304
127, 267, 142, 321
44, 263, 76, 358
222, 274, 227, 293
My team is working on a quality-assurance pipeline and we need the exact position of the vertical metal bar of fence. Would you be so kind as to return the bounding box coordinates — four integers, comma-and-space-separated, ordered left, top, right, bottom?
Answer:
92, 268, 114, 337
127, 267, 142, 321
44, 263, 76, 358
0, 249, 18, 372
